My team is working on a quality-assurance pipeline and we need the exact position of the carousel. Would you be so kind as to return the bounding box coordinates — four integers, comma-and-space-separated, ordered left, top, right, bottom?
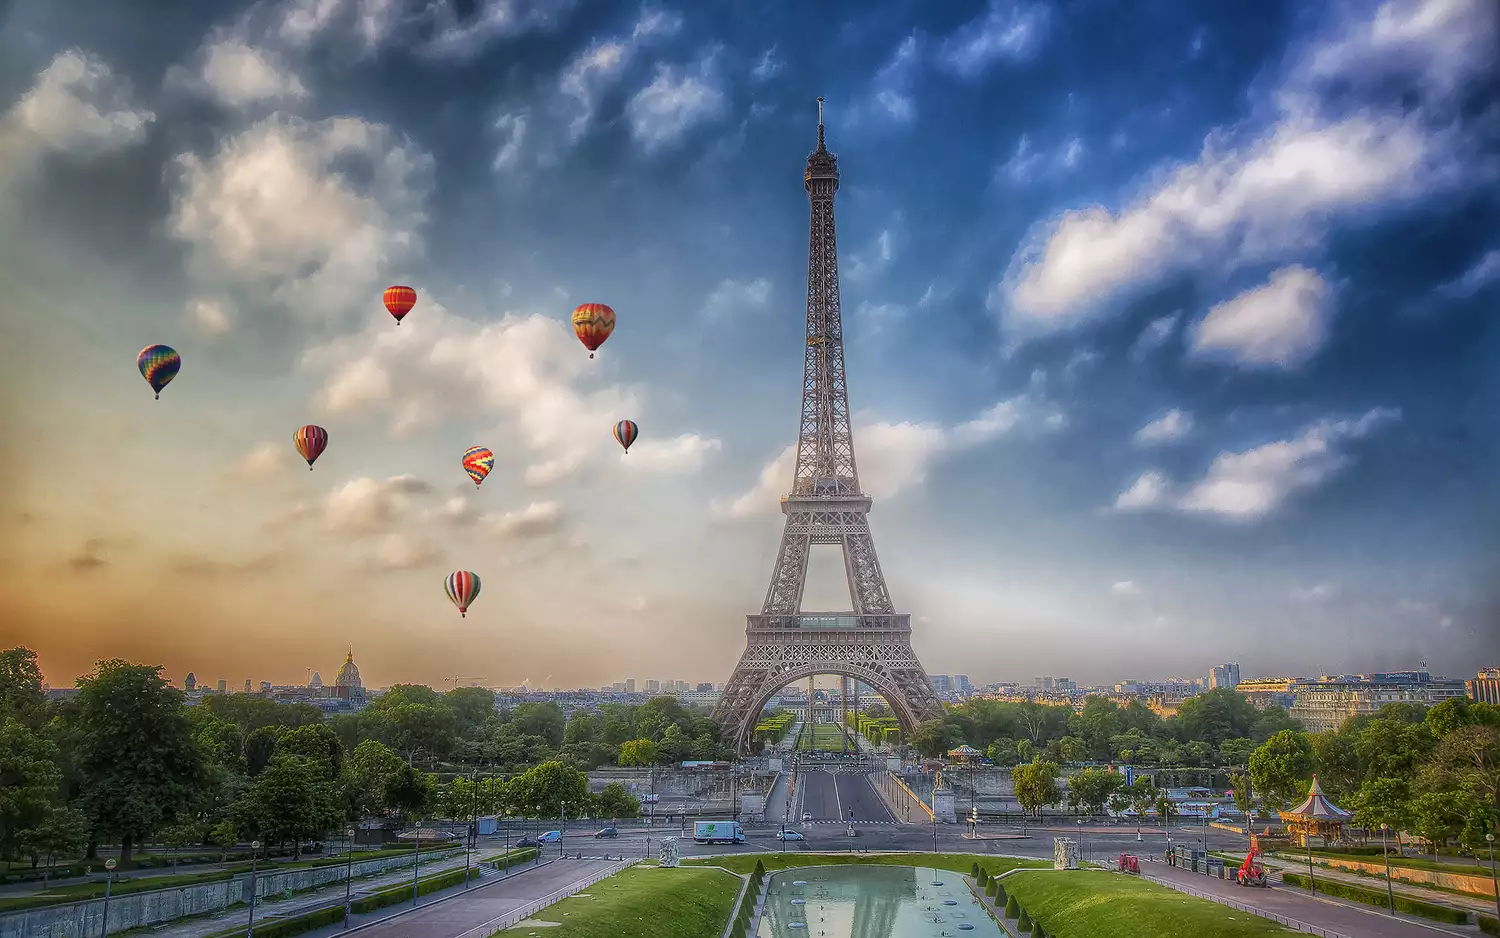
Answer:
947, 744, 983, 763
1278, 775, 1352, 847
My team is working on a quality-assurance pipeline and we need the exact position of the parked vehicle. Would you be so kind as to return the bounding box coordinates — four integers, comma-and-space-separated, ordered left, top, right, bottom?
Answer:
515, 837, 538, 848
537, 830, 563, 844
1237, 836, 1268, 887
775, 829, 804, 841
801, 812, 813, 822
594, 827, 619, 839
1117, 854, 1140, 874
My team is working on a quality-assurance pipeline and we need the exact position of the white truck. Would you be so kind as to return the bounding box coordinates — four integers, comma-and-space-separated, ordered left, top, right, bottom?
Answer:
693, 820, 745, 844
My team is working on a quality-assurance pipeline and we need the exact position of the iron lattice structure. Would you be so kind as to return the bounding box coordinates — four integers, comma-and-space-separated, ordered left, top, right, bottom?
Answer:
715, 100, 943, 754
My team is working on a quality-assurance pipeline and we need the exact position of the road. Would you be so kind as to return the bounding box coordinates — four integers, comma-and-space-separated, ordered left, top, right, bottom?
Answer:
303, 858, 622, 938
1145, 863, 1460, 938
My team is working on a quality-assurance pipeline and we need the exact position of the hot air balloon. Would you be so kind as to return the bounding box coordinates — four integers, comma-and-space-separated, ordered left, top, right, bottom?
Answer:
137, 345, 181, 399
571, 303, 616, 358
613, 419, 639, 454
444, 570, 481, 618
383, 286, 417, 324
293, 425, 329, 470
462, 446, 495, 487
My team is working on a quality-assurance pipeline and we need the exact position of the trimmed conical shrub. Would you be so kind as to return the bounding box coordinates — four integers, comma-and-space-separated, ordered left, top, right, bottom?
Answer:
971, 861, 980, 877
994, 881, 1006, 903
1017, 909, 1032, 931
985, 878, 997, 898
977, 867, 988, 886
1031, 921, 1045, 938
1004, 895, 1019, 918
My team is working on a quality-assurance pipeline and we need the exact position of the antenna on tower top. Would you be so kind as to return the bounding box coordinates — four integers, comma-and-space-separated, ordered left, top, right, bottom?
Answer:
816, 96, 826, 150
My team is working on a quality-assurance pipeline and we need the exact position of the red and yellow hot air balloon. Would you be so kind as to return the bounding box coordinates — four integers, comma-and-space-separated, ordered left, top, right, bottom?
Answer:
613, 419, 639, 454
462, 446, 494, 487
384, 286, 417, 324
293, 425, 328, 470
571, 303, 615, 358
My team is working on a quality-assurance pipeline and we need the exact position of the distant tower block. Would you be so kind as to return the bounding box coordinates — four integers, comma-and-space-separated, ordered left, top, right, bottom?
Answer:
714, 99, 942, 753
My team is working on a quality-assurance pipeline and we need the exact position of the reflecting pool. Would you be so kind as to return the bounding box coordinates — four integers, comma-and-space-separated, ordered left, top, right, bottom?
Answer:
757, 866, 1004, 938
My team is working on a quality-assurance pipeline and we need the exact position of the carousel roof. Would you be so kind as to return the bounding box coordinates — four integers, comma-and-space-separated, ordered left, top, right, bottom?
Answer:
1279, 776, 1352, 821
947, 745, 983, 758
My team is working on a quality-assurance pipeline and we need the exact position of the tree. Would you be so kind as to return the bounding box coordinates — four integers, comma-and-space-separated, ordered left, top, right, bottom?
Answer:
0, 648, 46, 727
1174, 689, 1258, 747
243, 726, 280, 776
564, 711, 600, 745
18, 806, 87, 870
594, 783, 640, 820
910, 719, 958, 758
509, 703, 566, 747
1349, 777, 1412, 850
1408, 791, 1465, 854
1247, 730, 1313, 810
0, 719, 62, 865
75, 660, 205, 864
1155, 794, 1178, 828
985, 738, 1019, 766
277, 724, 344, 779
1012, 759, 1061, 818
507, 761, 590, 819
1065, 767, 1123, 817
443, 687, 497, 738
618, 739, 660, 767
1129, 778, 1160, 838
380, 763, 431, 825
1423, 725, 1500, 812
1218, 737, 1255, 767
238, 755, 341, 857
210, 819, 238, 860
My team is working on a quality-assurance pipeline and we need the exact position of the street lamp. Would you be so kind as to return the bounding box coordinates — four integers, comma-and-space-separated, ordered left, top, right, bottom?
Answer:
343, 828, 355, 928
1379, 823, 1394, 914
1304, 833, 1316, 895
99, 858, 116, 936
465, 764, 479, 889
246, 841, 262, 938
560, 802, 568, 858
411, 822, 421, 906
1487, 832, 1498, 926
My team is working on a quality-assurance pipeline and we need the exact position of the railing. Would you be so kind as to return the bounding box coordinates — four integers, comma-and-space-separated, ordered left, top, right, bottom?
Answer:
460, 859, 634, 936
746, 613, 911, 630
1143, 875, 1353, 938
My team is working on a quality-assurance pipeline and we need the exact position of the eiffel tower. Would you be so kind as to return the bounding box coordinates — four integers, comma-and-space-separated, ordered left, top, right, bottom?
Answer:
715, 99, 943, 754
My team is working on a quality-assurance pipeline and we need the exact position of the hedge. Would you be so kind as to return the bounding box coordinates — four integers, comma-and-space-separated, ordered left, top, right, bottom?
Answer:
1480, 914, 1498, 937
1279, 872, 1468, 925
1031, 921, 1045, 938
1004, 894, 1019, 917
1017, 908, 1032, 930
994, 880, 1006, 903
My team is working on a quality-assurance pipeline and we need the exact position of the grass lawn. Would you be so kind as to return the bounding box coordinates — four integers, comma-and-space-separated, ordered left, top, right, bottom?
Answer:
511, 866, 739, 938
1002, 870, 1298, 937
797, 722, 851, 750
684, 852, 1048, 877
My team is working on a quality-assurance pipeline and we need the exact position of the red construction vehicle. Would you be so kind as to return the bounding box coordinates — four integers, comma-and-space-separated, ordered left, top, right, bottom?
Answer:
1236, 835, 1267, 887
1117, 854, 1140, 874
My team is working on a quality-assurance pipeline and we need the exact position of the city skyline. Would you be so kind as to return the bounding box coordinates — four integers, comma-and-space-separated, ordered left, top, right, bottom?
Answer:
2, 0, 1497, 690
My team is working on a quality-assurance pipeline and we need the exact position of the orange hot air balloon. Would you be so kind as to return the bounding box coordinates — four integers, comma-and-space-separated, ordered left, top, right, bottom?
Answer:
571, 303, 615, 359
384, 286, 417, 324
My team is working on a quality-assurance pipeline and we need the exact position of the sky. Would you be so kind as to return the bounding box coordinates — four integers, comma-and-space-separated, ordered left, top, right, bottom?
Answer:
0, 0, 1496, 693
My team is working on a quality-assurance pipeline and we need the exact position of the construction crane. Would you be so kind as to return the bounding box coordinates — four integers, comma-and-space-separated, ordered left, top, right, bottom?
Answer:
444, 676, 485, 689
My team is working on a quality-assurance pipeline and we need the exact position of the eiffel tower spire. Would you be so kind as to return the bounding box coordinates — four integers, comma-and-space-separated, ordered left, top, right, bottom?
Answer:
714, 99, 942, 755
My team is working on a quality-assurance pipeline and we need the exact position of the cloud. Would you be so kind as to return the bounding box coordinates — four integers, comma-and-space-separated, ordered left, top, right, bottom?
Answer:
274, 0, 574, 58
492, 112, 527, 171
0, 50, 154, 178
989, 0, 1494, 336
556, 9, 683, 147
751, 46, 782, 82
368, 533, 442, 571
1135, 409, 1194, 445
1130, 314, 1180, 359
303, 300, 715, 485
938, 0, 1049, 78
194, 37, 309, 109
65, 538, 111, 573
485, 500, 563, 539
1113, 471, 1170, 510
171, 553, 283, 577
846, 222, 899, 283
1190, 267, 1335, 369
622, 433, 723, 473
998, 135, 1086, 185
846, 36, 920, 128
235, 441, 293, 480
1292, 583, 1338, 602
701, 278, 771, 321
1440, 248, 1500, 298
1114, 408, 1401, 520
625, 54, 727, 154
1110, 580, 1140, 597
715, 396, 1062, 519
169, 115, 434, 320
189, 298, 233, 336
325, 475, 433, 535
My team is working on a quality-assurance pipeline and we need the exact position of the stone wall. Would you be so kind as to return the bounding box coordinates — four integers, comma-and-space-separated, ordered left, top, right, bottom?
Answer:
1315, 856, 1497, 899
0, 848, 458, 938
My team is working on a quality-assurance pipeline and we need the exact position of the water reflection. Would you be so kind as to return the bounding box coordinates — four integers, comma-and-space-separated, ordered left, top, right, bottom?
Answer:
758, 866, 1003, 938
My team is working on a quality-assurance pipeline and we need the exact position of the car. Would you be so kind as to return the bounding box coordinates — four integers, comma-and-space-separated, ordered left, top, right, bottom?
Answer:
536, 830, 563, 844
593, 827, 618, 839
801, 812, 812, 822
514, 837, 538, 848
775, 829, 804, 841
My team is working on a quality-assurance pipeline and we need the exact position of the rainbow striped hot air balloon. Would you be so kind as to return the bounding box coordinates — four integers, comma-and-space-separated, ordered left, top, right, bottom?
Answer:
462, 446, 494, 487
571, 303, 615, 359
383, 286, 417, 324
137, 345, 181, 399
613, 419, 639, 454
444, 571, 481, 618
293, 425, 329, 470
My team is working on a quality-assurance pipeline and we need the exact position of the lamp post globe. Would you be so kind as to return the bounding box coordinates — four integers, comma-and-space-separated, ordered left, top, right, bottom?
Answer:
104, 859, 116, 871
252, 841, 261, 850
